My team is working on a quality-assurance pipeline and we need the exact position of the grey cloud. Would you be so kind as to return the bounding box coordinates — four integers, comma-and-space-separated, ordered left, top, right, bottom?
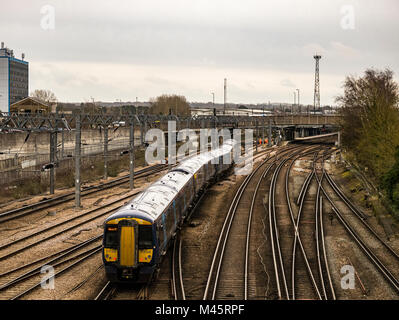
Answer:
1, 0, 398, 105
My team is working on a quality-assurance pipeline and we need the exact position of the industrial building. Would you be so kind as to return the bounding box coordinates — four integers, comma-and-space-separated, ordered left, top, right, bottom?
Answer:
10, 97, 52, 114
0, 42, 29, 113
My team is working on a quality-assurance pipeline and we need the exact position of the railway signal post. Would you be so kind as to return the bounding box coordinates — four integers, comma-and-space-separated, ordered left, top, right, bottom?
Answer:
268, 118, 272, 147
255, 119, 258, 152
129, 113, 135, 190
49, 131, 57, 194
262, 118, 265, 147
75, 114, 81, 208
104, 126, 108, 180
140, 118, 144, 146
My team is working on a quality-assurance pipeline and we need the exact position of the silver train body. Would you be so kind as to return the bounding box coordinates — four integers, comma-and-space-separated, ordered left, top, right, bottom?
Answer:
102, 140, 235, 283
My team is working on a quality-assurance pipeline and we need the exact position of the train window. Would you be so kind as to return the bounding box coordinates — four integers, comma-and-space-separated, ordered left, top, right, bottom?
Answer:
138, 225, 153, 249
105, 228, 118, 248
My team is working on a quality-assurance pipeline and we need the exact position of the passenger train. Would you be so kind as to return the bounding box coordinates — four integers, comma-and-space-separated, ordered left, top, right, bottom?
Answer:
102, 140, 236, 283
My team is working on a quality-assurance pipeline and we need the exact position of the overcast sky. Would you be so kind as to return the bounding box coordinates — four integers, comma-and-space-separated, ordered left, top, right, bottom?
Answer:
1, 0, 398, 105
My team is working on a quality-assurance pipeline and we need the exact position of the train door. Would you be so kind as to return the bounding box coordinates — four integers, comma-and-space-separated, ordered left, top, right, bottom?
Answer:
118, 219, 138, 268
165, 206, 175, 239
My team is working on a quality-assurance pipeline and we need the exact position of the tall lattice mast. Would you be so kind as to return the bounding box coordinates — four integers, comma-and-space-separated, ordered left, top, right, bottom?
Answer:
313, 54, 321, 113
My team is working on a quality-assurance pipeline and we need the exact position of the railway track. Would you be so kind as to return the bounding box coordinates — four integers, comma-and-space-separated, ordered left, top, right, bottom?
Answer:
95, 280, 150, 300
0, 163, 167, 224
0, 174, 155, 295
285, 148, 326, 300
170, 146, 277, 301
203, 144, 307, 300
319, 158, 399, 296
0, 150, 236, 268
0, 190, 139, 263
278, 147, 339, 300
167, 146, 277, 300
268, 145, 326, 300
313, 151, 336, 300
94, 281, 116, 300
0, 236, 102, 300
0, 146, 272, 226
203, 155, 270, 300
0, 147, 272, 300
171, 234, 186, 300
0, 146, 274, 300
52, 142, 399, 301
3, 143, 335, 300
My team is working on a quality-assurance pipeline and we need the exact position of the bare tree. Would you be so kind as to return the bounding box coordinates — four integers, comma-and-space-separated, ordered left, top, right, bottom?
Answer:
31, 89, 57, 105
149, 94, 191, 116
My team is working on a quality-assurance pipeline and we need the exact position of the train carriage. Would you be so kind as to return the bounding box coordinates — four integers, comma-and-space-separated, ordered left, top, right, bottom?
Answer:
102, 140, 235, 283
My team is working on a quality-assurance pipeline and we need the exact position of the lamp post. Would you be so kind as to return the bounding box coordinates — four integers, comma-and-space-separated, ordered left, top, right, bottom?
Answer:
211, 92, 215, 116
223, 78, 227, 115
296, 89, 300, 113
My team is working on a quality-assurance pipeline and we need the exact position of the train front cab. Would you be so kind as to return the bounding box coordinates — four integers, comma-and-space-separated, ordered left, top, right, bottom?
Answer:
103, 216, 157, 283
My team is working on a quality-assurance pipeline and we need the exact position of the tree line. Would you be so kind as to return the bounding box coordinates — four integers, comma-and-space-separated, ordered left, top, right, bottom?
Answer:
337, 68, 399, 209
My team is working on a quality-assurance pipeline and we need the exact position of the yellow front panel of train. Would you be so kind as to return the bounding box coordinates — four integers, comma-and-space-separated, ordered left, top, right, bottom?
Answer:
120, 226, 136, 267
104, 248, 118, 262
139, 249, 153, 262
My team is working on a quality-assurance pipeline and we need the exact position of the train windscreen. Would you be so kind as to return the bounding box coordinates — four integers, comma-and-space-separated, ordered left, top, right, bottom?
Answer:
138, 225, 153, 249
105, 227, 118, 247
